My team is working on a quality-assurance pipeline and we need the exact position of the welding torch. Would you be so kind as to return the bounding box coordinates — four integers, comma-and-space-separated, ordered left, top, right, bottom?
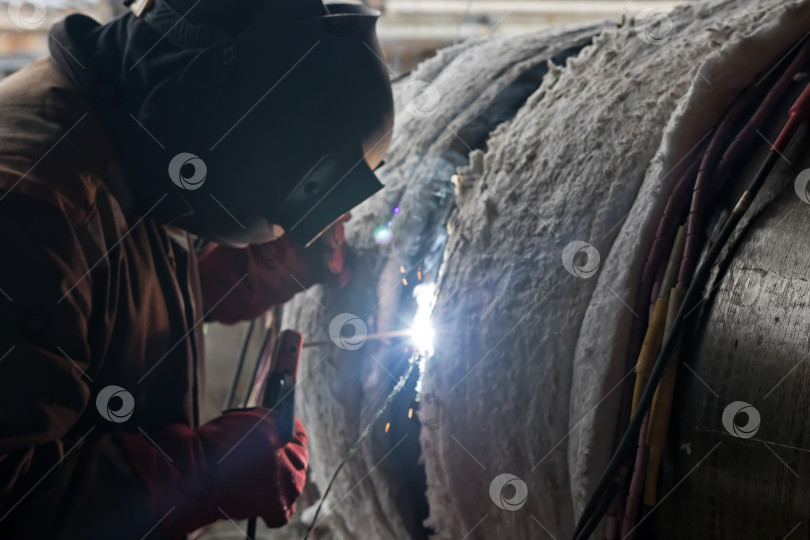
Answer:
239, 329, 303, 540
233, 325, 411, 539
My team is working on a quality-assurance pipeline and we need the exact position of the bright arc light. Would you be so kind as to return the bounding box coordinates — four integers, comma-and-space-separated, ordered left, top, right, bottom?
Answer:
411, 283, 436, 356
374, 225, 393, 245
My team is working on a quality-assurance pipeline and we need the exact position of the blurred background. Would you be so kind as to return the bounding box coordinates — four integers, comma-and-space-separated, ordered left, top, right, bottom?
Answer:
1, 0, 681, 79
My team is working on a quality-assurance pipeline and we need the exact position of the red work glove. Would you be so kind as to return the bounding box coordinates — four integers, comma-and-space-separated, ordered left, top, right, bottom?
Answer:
121, 409, 308, 538
198, 214, 352, 324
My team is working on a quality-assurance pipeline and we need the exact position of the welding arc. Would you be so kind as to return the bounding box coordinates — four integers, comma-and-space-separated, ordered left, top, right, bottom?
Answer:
573, 78, 810, 539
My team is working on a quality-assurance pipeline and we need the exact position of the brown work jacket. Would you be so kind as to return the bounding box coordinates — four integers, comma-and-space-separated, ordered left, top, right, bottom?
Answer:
0, 58, 214, 539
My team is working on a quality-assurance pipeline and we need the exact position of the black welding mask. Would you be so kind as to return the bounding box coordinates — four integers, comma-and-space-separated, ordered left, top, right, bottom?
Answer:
133, 0, 393, 246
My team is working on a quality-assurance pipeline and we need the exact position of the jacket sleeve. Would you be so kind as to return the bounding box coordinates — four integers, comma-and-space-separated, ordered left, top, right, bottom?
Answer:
0, 195, 180, 539
197, 217, 352, 325
197, 236, 315, 325
0, 196, 305, 539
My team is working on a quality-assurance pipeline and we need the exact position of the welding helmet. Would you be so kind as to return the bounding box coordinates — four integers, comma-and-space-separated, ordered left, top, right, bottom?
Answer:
133, 0, 393, 246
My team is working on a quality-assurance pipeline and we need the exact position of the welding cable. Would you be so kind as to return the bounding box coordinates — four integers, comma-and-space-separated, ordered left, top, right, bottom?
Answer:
710, 39, 810, 200
243, 323, 276, 408
224, 318, 256, 411
243, 317, 276, 540
303, 351, 417, 540
603, 40, 810, 537
642, 282, 686, 507
607, 39, 810, 539
679, 39, 810, 289
573, 79, 810, 540
618, 73, 774, 537
620, 226, 686, 536
602, 147, 706, 538
576, 154, 776, 540
627, 36, 810, 403
613, 42, 810, 538
634, 44, 810, 513
621, 230, 686, 533
247, 514, 257, 539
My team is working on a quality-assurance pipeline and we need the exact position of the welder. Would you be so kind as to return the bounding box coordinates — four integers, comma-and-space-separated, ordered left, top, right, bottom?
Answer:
0, 0, 393, 538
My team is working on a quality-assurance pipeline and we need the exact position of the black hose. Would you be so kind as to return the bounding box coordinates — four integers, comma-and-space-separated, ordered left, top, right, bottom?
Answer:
573, 151, 781, 539
244, 325, 275, 408
246, 515, 257, 539
579, 481, 619, 539
224, 318, 255, 411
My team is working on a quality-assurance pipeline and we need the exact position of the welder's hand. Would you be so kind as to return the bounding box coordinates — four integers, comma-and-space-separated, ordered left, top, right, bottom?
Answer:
197, 409, 309, 528
310, 212, 352, 288
198, 214, 352, 324
255, 213, 352, 288
124, 409, 309, 537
